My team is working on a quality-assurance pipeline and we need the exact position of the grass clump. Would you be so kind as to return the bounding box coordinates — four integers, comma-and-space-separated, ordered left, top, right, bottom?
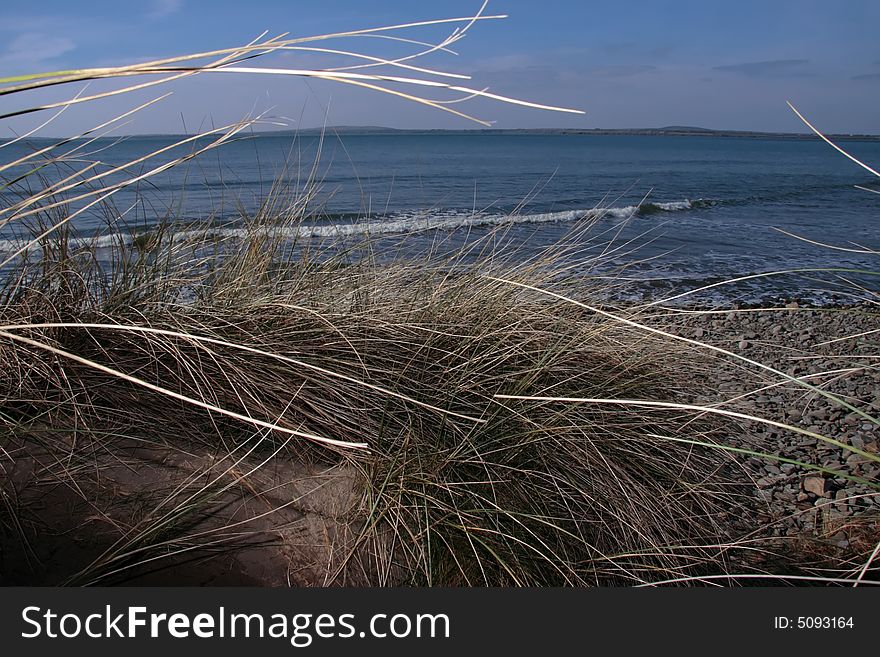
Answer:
0, 210, 754, 585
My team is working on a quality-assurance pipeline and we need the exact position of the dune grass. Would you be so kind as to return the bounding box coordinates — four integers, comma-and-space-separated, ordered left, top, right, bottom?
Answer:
0, 197, 760, 585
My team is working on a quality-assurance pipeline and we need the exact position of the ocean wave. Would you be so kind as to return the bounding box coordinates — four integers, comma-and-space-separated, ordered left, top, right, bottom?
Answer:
634, 200, 694, 215
0, 199, 708, 254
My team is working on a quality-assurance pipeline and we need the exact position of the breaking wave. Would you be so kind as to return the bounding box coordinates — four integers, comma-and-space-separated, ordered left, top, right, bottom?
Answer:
0, 199, 710, 254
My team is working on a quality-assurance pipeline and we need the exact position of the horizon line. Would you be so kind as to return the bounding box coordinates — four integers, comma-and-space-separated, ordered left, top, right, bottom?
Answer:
7, 124, 880, 140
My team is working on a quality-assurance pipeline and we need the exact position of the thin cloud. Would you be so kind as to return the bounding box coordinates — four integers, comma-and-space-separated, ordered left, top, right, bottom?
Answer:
0, 32, 76, 70
713, 59, 812, 77
148, 0, 182, 19
852, 72, 880, 81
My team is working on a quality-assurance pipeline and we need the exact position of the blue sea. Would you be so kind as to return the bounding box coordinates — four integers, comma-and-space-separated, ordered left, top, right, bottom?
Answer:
2, 132, 879, 305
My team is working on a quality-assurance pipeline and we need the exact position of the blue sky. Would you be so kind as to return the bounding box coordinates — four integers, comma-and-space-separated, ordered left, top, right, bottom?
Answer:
2, 0, 879, 135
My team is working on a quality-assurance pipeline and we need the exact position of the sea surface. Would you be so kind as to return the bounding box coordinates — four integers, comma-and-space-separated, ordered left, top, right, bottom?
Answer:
2, 132, 879, 305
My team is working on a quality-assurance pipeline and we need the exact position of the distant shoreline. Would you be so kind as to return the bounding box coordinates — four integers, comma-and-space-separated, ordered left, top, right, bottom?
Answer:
6, 126, 880, 142
273, 126, 880, 142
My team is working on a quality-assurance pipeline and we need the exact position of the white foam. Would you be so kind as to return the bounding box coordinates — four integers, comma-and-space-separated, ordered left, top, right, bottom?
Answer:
0, 200, 698, 254
651, 200, 692, 212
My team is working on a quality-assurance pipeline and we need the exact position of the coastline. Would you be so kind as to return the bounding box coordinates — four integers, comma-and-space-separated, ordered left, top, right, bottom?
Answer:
8, 126, 880, 143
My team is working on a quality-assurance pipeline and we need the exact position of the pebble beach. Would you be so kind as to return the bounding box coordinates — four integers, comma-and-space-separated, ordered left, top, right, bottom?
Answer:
662, 304, 879, 551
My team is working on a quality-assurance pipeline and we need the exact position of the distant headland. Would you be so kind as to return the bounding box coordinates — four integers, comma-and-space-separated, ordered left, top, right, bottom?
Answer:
260, 125, 880, 141
6, 125, 878, 142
